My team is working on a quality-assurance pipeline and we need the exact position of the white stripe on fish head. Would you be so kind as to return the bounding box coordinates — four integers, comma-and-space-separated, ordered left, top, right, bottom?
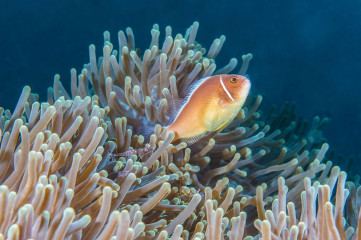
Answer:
219, 75, 235, 102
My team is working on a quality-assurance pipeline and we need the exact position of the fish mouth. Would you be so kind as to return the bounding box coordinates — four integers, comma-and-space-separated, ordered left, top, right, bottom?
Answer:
239, 76, 251, 98
241, 76, 251, 89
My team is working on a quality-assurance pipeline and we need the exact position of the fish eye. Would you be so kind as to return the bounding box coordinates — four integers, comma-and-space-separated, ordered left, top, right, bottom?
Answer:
230, 76, 237, 83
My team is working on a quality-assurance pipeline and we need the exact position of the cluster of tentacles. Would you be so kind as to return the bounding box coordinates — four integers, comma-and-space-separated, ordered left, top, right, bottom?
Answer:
0, 22, 360, 240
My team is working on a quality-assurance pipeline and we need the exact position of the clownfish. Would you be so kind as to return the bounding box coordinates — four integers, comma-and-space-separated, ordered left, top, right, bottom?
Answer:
166, 74, 251, 143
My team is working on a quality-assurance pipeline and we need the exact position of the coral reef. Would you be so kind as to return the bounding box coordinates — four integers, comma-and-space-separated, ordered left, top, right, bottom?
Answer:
0, 22, 360, 239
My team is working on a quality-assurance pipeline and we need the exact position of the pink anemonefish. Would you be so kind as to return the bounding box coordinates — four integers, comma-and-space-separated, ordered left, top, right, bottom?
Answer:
166, 74, 251, 143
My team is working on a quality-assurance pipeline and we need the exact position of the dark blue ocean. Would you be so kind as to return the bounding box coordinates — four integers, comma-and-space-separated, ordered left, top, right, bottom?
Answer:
1, 0, 360, 172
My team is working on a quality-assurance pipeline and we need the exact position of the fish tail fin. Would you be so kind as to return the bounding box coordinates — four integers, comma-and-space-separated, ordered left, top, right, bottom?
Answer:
134, 125, 156, 142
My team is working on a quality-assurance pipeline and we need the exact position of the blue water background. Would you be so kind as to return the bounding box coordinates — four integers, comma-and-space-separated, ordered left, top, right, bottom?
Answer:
0, 0, 360, 172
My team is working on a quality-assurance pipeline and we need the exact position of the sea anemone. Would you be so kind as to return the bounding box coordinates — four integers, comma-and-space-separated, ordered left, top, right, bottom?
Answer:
0, 22, 360, 240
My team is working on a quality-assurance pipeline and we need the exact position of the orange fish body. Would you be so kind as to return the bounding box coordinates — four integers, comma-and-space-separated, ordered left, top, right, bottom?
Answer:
167, 74, 251, 142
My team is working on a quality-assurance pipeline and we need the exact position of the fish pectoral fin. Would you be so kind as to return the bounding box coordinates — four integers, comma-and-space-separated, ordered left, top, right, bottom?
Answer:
181, 133, 208, 145
181, 130, 220, 145
214, 119, 233, 133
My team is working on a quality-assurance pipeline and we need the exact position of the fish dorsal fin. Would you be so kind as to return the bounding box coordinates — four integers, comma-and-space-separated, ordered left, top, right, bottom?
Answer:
168, 76, 211, 125
183, 76, 211, 100
166, 97, 185, 125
